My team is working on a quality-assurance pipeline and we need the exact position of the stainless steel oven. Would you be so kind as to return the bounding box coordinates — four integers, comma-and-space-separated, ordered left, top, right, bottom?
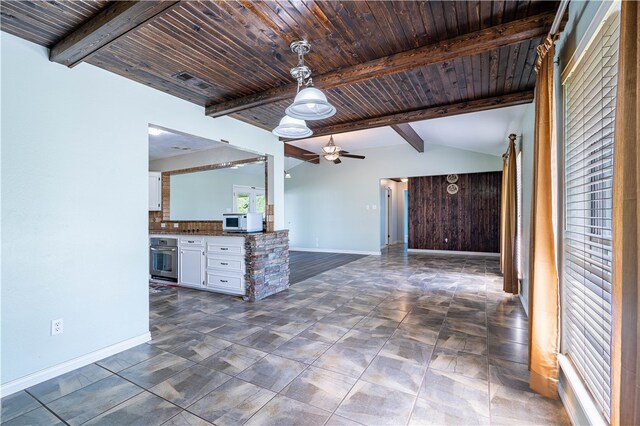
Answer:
149, 237, 178, 282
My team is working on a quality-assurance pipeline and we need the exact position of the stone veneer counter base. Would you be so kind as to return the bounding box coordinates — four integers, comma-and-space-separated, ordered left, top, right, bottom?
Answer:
243, 230, 289, 301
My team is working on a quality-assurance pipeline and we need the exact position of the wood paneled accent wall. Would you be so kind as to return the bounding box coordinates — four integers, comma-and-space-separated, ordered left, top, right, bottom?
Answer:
408, 172, 502, 253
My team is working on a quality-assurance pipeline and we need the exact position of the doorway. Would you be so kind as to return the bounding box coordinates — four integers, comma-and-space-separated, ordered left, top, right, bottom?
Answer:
380, 178, 408, 249
385, 187, 392, 245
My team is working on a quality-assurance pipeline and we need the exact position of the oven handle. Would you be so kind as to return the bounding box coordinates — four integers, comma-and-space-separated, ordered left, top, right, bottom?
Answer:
150, 247, 177, 252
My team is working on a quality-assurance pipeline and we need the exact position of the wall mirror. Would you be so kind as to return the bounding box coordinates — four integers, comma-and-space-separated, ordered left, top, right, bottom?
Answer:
148, 125, 268, 221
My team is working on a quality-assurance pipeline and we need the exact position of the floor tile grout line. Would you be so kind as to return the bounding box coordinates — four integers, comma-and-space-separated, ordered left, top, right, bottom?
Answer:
22, 388, 71, 426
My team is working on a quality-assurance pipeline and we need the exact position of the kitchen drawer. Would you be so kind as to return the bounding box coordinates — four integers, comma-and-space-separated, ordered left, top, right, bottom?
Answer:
208, 236, 244, 246
179, 237, 204, 247
207, 244, 244, 255
205, 271, 244, 295
206, 255, 244, 272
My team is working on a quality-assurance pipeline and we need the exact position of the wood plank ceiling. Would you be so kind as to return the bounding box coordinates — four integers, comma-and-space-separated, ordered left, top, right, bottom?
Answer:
1, 1, 558, 148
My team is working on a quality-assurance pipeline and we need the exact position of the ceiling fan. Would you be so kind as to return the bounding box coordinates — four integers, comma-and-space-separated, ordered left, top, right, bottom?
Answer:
305, 136, 366, 164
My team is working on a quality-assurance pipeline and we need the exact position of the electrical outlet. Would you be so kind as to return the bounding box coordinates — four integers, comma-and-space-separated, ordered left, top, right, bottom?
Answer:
160, 223, 166, 228
173, 223, 179, 228
51, 318, 63, 336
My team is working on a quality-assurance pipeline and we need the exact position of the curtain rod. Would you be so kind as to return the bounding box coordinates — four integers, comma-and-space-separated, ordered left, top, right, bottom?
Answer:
550, 0, 570, 36
503, 134, 517, 159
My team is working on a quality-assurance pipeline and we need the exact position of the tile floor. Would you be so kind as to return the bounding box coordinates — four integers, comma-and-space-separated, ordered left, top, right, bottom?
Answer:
1, 246, 570, 425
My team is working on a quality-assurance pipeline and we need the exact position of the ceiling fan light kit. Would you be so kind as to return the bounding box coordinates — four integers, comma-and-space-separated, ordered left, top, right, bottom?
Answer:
319, 135, 366, 164
273, 40, 336, 138
272, 115, 313, 138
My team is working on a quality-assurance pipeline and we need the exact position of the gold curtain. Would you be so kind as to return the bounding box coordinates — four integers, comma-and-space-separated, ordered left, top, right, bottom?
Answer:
500, 155, 508, 273
528, 35, 560, 399
502, 136, 518, 294
611, 2, 639, 424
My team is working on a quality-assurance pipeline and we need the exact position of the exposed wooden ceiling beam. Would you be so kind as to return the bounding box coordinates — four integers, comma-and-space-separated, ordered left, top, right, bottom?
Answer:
286, 91, 534, 141
50, 1, 180, 67
205, 11, 554, 118
284, 143, 319, 164
391, 123, 424, 153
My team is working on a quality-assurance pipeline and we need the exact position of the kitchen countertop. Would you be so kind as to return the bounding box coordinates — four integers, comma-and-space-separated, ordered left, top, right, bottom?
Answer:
149, 230, 288, 237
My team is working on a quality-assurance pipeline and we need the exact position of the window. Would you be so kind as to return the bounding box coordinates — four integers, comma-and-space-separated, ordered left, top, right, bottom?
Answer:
233, 185, 265, 215
562, 10, 619, 422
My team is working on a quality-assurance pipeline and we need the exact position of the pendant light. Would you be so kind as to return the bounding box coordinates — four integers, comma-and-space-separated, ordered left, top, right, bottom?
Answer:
286, 81, 335, 120
284, 157, 292, 178
272, 115, 312, 138
272, 41, 336, 137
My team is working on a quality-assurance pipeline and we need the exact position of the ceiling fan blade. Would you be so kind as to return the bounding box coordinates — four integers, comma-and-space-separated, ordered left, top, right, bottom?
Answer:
303, 153, 319, 156
338, 150, 349, 154
333, 158, 342, 164
340, 154, 365, 159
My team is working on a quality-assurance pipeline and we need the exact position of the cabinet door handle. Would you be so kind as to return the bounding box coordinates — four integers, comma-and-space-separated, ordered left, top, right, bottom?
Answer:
220, 247, 229, 251
220, 279, 228, 283
188, 240, 195, 243
220, 262, 228, 265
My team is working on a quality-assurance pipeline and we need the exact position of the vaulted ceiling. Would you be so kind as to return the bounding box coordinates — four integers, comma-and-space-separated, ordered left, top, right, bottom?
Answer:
1, 0, 559, 158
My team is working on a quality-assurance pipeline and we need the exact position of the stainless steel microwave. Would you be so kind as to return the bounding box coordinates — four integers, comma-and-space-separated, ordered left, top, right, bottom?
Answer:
222, 212, 263, 233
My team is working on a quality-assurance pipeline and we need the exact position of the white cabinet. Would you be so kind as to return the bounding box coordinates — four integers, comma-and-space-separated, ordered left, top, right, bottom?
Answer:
178, 238, 204, 288
205, 236, 245, 295
149, 172, 161, 211
165, 234, 245, 296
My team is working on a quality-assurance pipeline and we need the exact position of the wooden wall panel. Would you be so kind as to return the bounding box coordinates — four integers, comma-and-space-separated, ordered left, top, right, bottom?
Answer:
408, 171, 501, 252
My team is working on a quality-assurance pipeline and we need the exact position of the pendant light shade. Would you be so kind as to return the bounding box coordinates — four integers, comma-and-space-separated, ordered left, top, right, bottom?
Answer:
272, 115, 313, 138
286, 86, 336, 120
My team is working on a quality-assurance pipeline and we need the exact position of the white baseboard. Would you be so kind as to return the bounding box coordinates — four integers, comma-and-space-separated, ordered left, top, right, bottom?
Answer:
407, 249, 500, 257
519, 292, 529, 316
290, 247, 380, 256
0, 332, 151, 398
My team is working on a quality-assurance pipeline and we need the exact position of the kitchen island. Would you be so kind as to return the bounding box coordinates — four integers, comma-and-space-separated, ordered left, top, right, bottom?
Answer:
150, 230, 289, 302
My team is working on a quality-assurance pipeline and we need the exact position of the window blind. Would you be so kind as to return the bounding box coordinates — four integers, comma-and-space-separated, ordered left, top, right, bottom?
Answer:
562, 11, 619, 422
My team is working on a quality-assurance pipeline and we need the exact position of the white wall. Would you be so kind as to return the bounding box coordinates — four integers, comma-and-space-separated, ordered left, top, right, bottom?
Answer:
285, 144, 501, 254
170, 168, 264, 220
0, 33, 283, 389
518, 102, 535, 314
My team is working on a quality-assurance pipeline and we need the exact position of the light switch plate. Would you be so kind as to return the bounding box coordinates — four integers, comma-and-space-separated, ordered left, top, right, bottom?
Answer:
173, 223, 179, 228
